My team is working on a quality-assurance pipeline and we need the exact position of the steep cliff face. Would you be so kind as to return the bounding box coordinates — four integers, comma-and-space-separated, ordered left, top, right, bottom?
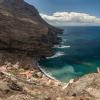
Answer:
0, 0, 63, 57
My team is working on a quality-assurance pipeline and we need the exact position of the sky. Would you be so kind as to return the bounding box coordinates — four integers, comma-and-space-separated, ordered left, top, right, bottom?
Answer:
25, 0, 100, 26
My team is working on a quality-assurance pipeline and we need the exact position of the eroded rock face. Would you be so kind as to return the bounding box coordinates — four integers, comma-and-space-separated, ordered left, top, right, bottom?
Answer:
66, 73, 100, 99
0, 0, 63, 57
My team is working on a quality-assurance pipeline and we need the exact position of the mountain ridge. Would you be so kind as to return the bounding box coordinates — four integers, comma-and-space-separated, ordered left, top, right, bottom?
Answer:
0, 0, 63, 57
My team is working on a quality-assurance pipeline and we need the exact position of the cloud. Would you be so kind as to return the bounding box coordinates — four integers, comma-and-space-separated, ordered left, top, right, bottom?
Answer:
40, 12, 100, 26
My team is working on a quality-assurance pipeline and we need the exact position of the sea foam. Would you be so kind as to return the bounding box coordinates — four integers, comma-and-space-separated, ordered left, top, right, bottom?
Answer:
53, 45, 71, 49
46, 52, 64, 59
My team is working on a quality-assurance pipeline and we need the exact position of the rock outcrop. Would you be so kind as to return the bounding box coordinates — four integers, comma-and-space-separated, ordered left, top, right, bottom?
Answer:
65, 73, 100, 100
0, 61, 100, 100
0, 0, 63, 57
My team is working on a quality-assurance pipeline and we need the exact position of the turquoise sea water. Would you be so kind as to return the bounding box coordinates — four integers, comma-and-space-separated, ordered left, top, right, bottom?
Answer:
39, 26, 100, 82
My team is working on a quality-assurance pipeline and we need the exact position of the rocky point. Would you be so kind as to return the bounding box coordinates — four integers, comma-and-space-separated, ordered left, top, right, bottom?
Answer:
0, 0, 100, 100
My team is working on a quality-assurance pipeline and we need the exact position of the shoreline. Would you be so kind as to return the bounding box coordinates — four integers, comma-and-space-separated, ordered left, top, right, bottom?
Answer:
37, 63, 59, 81
37, 63, 76, 89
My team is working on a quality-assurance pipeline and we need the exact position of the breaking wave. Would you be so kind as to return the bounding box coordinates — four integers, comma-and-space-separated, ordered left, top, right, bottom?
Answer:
53, 45, 71, 49
46, 52, 64, 59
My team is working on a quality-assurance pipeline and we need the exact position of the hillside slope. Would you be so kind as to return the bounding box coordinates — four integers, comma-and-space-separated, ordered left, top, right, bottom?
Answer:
0, 0, 63, 57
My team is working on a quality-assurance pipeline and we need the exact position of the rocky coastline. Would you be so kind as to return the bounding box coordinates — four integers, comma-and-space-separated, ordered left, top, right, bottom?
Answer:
0, 0, 63, 57
0, 0, 100, 100
0, 58, 100, 100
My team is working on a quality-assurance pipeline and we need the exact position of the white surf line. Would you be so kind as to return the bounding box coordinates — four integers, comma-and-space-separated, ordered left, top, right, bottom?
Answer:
53, 45, 71, 49
37, 64, 76, 88
57, 45, 71, 49
62, 79, 74, 90
37, 64, 58, 81
46, 52, 64, 59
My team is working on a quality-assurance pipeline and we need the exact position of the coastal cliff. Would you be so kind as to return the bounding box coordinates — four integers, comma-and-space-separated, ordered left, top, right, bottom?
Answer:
0, 0, 100, 100
0, 0, 63, 57
0, 0, 63, 69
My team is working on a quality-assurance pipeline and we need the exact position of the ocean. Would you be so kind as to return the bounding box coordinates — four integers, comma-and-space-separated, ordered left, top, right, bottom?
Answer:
39, 26, 100, 82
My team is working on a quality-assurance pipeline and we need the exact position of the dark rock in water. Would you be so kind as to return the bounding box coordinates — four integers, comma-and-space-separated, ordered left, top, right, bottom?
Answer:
0, 0, 63, 57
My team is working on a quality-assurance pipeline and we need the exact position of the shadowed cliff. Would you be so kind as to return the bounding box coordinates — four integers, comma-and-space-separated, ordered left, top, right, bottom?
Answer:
0, 0, 63, 57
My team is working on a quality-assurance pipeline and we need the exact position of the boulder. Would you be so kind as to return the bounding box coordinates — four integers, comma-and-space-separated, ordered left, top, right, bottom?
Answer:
35, 72, 43, 78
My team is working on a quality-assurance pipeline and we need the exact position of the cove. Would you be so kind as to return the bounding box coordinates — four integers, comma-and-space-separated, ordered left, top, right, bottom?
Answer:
39, 26, 100, 82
